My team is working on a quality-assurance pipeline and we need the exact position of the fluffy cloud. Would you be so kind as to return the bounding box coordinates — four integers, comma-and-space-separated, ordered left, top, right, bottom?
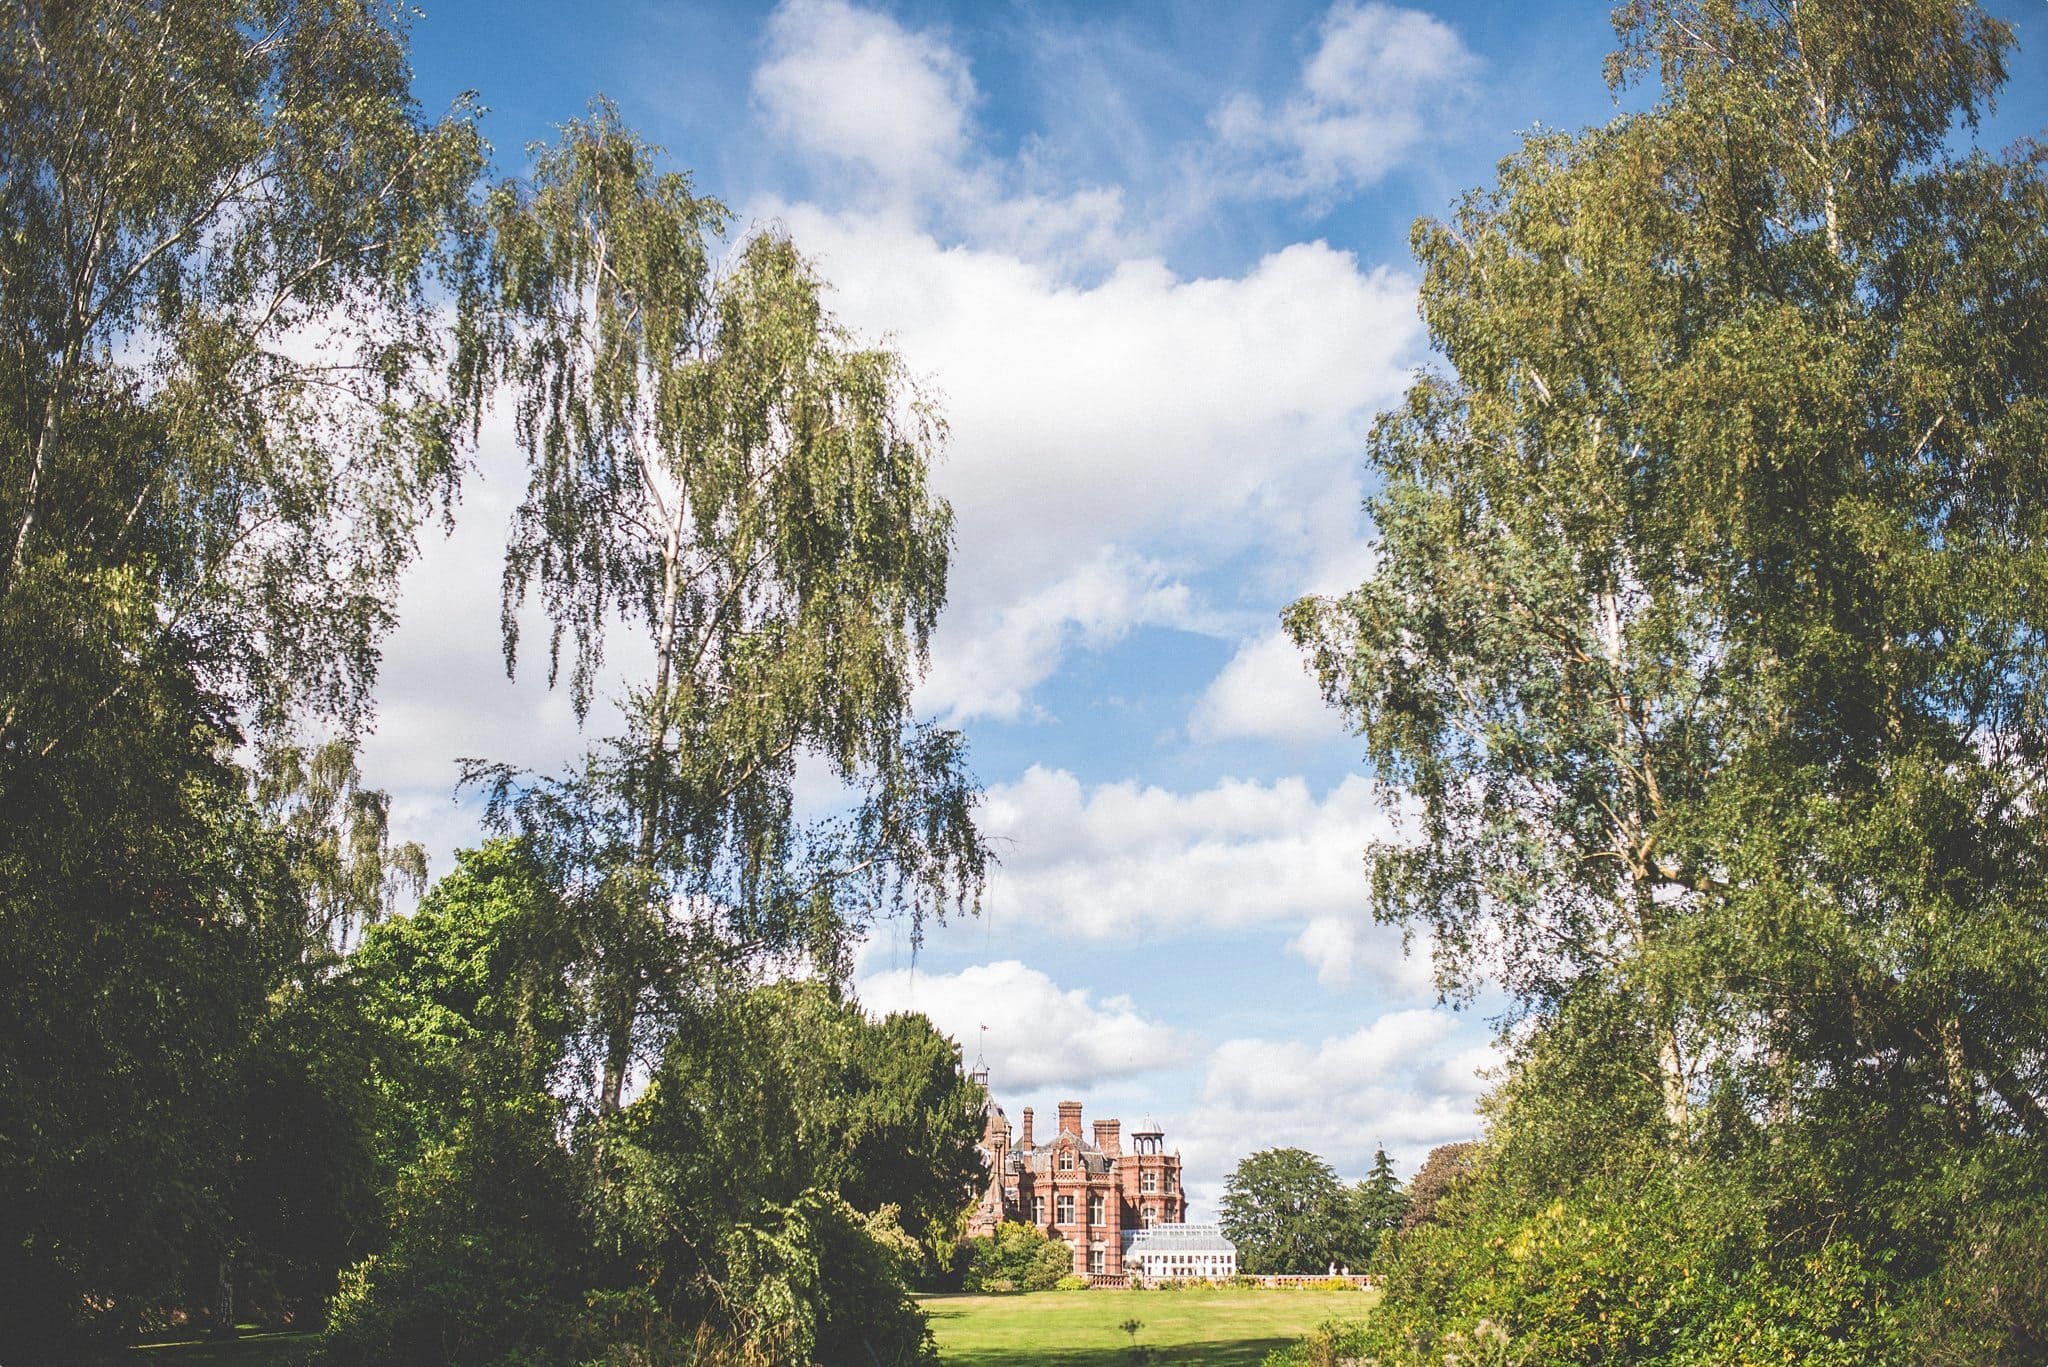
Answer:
980, 765, 1384, 938
858, 958, 1192, 1094
919, 547, 1227, 722
1189, 628, 1351, 747
1178, 1008, 1497, 1185
744, 1, 1426, 723
1213, 2, 1477, 198
753, 0, 977, 194
765, 206, 1418, 721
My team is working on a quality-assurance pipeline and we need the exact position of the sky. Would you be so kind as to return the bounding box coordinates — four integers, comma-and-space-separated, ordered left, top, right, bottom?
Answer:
365, 0, 2048, 1215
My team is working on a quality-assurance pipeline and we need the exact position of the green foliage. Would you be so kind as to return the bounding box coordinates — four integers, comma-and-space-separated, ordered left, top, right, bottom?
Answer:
1220, 1148, 1365, 1275
255, 742, 430, 957
2, 0, 485, 1350
1348, 1147, 1409, 1264
1, 0, 488, 744
226, 975, 391, 1325
319, 1099, 591, 1367
1285, 0, 2048, 1360
1898, 1192, 2048, 1364
1259, 1319, 1372, 1367
470, 102, 987, 1115
960, 1221, 1078, 1293
594, 978, 985, 1299
345, 841, 581, 1174
1360, 1157, 1899, 1365
0, 722, 297, 1353
331, 855, 979, 1360
715, 1190, 937, 1367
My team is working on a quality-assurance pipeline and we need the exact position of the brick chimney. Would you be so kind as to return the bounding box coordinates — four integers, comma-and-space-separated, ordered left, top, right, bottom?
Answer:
1020, 1107, 1034, 1148
1094, 1119, 1121, 1154
1058, 1099, 1084, 1138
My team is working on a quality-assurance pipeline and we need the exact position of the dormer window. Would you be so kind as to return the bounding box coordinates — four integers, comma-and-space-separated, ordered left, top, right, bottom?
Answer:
1059, 1149, 1074, 1171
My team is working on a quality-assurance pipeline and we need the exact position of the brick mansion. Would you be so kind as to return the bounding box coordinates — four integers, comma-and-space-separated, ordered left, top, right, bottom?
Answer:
968, 1069, 1235, 1283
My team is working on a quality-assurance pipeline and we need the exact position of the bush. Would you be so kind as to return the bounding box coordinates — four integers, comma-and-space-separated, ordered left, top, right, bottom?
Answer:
1259, 1319, 1372, 1367
318, 1102, 589, 1366
717, 1190, 936, 1366
960, 1222, 1076, 1293
1353, 1159, 1899, 1366
1054, 1274, 1089, 1291
1900, 1196, 2048, 1365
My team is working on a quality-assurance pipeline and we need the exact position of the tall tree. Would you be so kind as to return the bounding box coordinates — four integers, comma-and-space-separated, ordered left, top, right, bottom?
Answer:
1350, 1145, 1409, 1260
1288, 0, 2048, 1147
1219, 1148, 1351, 1274
475, 102, 986, 1115
1290, 0, 2048, 1358
1, 0, 487, 1351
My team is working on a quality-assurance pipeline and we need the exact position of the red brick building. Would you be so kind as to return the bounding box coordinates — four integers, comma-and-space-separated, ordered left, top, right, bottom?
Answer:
967, 1070, 1188, 1281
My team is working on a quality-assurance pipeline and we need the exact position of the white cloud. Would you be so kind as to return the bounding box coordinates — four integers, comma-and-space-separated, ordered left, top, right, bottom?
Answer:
918, 546, 1230, 723
1177, 1009, 1497, 1184
858, 958, 1192, 1093
1189, 628, 1349, 747
753, 0, 1141, 267
754, 0, 977, 195
765, 206, 1418, 721
982, 765, 1367, 929
743, 3, 1429, 724
1213, 2, 1477, 198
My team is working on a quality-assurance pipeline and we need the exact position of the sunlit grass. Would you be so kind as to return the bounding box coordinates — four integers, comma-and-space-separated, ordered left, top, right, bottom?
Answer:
920, 1287, 1376, 1367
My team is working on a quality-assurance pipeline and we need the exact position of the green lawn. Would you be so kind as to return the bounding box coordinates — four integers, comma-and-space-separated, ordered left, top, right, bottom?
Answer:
920, 1288, 1376, 1367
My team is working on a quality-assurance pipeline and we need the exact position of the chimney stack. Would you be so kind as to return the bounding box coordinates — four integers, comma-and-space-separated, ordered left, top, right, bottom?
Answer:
1020, 1107, 1034, 1148
1058, 1100, 1084, 1138
1094, 1119, 1121, 1154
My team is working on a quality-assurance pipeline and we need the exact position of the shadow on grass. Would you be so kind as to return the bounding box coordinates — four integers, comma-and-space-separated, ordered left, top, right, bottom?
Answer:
126, 1329, 318, 1364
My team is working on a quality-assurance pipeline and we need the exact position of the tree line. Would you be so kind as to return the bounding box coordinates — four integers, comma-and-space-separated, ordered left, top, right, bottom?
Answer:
1216, 1145, 1411, 1276
1284, 0, 2048, 1361
2, 2, 986, 1361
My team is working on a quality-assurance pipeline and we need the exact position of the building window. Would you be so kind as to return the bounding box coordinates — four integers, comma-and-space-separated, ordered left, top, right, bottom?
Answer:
1059, 1149, 1074, 1171
1056, 1195, 1074, 1224
1141, 1170, 1157, 1193
1142, 1208, 1156, 1227
1090, 1245, 1105, 1275
1032, 1196, 1045, 1224
1088, 1194, 1104, 1226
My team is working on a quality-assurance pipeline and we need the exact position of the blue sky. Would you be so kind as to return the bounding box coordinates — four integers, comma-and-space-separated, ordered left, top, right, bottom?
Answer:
365, 0, 2048, 1213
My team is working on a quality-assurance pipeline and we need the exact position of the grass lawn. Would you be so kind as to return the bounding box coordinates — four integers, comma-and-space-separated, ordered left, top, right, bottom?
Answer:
920, 1287, 1377, 1367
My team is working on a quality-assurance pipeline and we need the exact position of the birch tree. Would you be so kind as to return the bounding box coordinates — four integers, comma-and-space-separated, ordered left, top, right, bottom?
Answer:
1290, 0, 2048, 1147
478, 104, 986, 1116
